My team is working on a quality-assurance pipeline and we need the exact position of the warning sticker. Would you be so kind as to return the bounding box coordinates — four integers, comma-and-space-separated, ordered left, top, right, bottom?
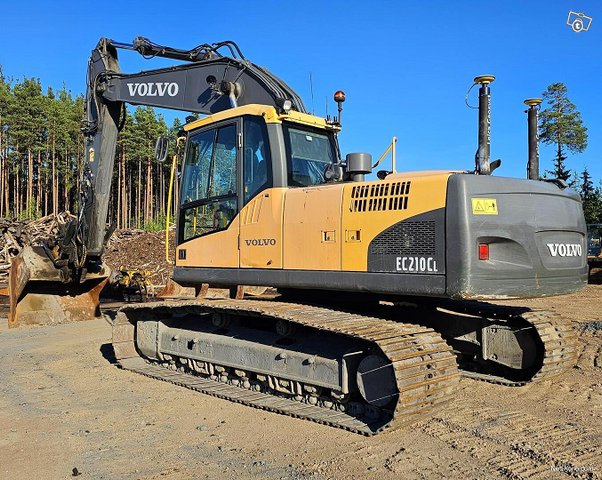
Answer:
471, 198, 498, 215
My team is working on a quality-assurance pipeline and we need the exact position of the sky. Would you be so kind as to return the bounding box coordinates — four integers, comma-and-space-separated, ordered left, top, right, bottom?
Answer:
0, 0, 600, 184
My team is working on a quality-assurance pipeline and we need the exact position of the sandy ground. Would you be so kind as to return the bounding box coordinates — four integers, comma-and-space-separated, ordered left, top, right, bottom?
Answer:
1, 287, 601, 480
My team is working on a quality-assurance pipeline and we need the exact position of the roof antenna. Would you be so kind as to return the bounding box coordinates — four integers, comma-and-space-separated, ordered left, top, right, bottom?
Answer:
309, 72, 315, 115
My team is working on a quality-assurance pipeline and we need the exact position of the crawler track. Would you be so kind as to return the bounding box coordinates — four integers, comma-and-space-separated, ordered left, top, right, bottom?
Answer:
429, 302, 579, 386
274, 293, 580, 386
112, 298, 460, 435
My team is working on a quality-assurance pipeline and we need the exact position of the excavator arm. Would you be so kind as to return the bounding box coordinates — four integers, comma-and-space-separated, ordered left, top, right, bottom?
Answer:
81, 36, 306, 270
8, 36, 306, 327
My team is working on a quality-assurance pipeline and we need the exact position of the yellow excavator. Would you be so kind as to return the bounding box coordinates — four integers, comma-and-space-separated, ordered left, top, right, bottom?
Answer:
9, 37, 587, 435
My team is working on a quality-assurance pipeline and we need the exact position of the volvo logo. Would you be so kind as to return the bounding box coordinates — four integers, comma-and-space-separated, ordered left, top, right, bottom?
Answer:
245, 238, 276, 247
126, 82, 179, 97
546, 243, 582, 257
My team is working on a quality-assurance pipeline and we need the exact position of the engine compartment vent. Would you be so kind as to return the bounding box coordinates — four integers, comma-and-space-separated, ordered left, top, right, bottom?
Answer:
350, 181, 411, 212
369, 220, 436, 256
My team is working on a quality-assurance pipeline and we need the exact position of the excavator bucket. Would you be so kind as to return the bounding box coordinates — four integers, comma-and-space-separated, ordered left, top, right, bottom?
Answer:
8, 246, 109, 328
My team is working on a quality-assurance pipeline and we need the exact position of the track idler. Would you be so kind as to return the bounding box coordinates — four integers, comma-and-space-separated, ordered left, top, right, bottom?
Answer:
8, 245, 108, 328
411, 301, 578, 385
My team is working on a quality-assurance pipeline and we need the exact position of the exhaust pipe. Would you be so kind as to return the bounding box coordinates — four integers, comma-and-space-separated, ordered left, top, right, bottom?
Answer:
474, 75, 495, 175
524, 98, 542, 180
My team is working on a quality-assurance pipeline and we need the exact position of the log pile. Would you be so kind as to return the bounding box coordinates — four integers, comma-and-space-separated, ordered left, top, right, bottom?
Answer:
0, 213, 75, 283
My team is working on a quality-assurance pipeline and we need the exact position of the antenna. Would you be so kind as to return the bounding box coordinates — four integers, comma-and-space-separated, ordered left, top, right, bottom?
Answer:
473, 74, 496, 175
309, 72, 315, 115
524, 98, 542, 180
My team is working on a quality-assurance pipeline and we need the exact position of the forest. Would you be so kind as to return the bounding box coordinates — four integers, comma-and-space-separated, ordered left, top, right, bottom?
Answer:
0, 67, 181, 230
0, 68, 601, 228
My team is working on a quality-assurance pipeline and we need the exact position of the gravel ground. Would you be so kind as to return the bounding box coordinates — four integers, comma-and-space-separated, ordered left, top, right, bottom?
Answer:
0, 287, 600, 480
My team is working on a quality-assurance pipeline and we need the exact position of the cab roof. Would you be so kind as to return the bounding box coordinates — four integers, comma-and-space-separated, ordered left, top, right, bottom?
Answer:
183, 104, 340, 132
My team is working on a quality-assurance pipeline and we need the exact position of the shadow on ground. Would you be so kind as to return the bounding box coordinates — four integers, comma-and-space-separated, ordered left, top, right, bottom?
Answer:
100, 343, 118, 364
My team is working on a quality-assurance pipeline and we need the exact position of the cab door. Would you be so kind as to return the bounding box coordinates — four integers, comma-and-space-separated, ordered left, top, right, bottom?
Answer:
175, 120, 240, 268
239, 116, 283, 269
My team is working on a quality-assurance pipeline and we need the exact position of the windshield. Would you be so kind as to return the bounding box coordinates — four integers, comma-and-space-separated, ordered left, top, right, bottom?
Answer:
284, 123, 336, 187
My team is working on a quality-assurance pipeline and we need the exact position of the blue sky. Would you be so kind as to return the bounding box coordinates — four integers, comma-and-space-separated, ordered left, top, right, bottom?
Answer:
1, 0, 600, 184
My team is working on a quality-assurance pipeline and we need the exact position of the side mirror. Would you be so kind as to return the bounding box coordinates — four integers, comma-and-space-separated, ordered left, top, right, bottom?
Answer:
155, 136, 169, 162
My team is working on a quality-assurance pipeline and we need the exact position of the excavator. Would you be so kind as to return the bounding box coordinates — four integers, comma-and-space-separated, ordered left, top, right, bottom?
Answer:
8, 37, 587, 435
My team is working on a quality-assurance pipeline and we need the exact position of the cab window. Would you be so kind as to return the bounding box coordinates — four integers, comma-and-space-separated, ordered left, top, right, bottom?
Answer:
180, 123, 238, 242
284, 124, 336, 187
243, 117, 272, 203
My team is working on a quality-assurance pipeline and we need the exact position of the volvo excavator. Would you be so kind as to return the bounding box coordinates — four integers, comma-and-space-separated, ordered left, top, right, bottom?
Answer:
8, 37, 587, 435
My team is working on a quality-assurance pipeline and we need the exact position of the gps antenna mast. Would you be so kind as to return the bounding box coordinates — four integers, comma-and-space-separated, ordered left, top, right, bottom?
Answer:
474, 75, 495, 175
524, 98, 542, 180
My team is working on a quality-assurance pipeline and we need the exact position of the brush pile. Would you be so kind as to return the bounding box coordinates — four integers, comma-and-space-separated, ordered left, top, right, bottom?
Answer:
104, 229, 175, 287
0, 214, 174, 288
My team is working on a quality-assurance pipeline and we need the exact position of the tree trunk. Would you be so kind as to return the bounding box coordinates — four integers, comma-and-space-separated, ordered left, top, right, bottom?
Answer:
146, 158, 152, 223
52, 133, 57, 215
116, 150, 121, 230
36, 150, 41, 216
17, 147, 22, 217
43, 165, 48, 216
122, 150, 127, 229
4, 154, 8, 218
0, 113, 3, 217
137, 158, 141, 228
27, 149, 33, 213
128, 170, 132, 229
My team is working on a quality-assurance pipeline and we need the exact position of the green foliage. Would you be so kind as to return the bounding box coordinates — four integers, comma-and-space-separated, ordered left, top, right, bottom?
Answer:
143, 212, 167, 232
0, 66, 178, 227
579, 167, 602, 224
17, 202, 40, 220
539, 83, 588, 181
8, 77, 45, 151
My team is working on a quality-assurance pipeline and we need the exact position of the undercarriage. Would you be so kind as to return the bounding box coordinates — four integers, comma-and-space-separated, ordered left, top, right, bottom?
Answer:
111, 293, 577, 435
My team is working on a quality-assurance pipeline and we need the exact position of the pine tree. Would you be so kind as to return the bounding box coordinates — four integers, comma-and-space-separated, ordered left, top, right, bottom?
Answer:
0, 67, 12, 217
539, 83, 588, 182
579, 167, 602, 224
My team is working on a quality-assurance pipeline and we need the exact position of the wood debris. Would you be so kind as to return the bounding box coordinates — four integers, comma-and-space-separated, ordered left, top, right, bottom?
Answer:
0, 213, 174, 288
0, 212, 75, 282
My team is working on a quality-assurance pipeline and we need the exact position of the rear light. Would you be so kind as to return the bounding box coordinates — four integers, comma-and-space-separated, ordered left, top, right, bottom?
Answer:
478, 244, 489, 260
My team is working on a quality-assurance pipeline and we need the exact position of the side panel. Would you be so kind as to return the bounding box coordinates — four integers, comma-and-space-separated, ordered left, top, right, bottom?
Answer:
367, 208, 446, 275
341, 174, 450, 272
174, 173, 453, 296
174, 172, 453, 297
174, 267, 446, 295
176, 217, 240, 268
239, 188, 286, 268
283, 186, 342, 270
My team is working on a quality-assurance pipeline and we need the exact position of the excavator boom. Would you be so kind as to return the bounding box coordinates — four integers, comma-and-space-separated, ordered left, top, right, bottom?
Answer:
8, 36, 307, 327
